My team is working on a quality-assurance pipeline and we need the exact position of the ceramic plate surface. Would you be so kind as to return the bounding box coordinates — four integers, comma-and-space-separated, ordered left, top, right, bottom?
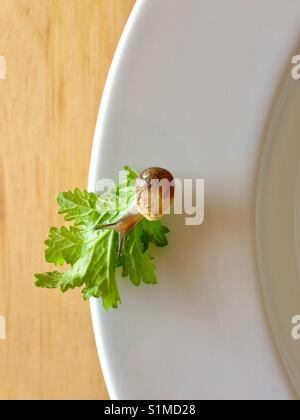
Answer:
88, 0, 300, 399
257, 75, 300, 397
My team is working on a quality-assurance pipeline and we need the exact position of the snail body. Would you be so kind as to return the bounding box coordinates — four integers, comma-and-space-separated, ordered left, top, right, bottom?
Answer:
96, 167, 174, 255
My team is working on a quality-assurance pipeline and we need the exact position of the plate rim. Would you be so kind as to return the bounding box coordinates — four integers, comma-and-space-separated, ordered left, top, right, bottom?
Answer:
88, 0, 146, 400
256, 72, 300, 398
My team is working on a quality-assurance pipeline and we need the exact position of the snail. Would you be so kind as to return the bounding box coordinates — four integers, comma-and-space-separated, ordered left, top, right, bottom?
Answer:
96, 167, 175, 255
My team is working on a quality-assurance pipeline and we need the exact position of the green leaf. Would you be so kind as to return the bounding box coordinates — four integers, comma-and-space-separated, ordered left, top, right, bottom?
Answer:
141, 220, 170, 250
96, 166, 137, 222
45, 226, 84, 266
35, 166, 170, 310
36, 230, 121, 309
95, 189, 132, 224
57, 189, 101, 227
82, 231, 120, 309
44, 226, 99, 266
122, 222, 157, 286
123, 166, 138, 184
35, 271, 62, 289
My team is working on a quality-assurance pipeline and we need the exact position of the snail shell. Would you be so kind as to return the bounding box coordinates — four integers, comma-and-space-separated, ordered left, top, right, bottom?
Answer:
135, 167, 175, 221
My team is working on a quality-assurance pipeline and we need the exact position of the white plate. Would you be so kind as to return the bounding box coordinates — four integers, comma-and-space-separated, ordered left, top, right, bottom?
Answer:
88, 0, 300, 400
257, 75, 300, 397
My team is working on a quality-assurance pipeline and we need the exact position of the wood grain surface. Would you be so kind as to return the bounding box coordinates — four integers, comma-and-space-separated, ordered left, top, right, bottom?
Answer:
0, 0, 136, 400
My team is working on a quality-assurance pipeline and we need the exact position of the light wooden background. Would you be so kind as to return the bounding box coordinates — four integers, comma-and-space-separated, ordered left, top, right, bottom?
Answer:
0, 0, 135, 400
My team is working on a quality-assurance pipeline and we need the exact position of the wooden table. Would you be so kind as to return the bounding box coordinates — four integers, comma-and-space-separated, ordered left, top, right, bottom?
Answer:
0, 0, 135, 400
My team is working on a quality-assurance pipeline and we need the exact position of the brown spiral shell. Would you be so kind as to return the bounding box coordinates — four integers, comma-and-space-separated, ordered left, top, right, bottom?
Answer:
135, 167, 175, 221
